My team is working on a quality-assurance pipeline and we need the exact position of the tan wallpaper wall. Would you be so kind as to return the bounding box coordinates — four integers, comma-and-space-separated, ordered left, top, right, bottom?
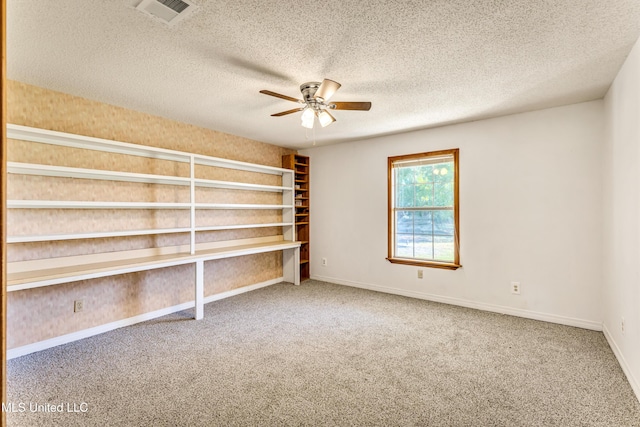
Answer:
6, 80, 296, 349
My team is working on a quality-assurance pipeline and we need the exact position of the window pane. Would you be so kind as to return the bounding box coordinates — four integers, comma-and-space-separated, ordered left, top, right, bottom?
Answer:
433, 181, 454, 206
395, 167, 414, 185
433, 210, 454, 236
396, 210, 414, 257
431, 162, 452, 181
414, 234, 433, 259
414, 211, 432, 234
396, 211, 413, 234
414, 182, 434, 207
396, 234, 414, 258
396, 184, 415, 207
434, 235, 455, 262
415, 166, 432, 184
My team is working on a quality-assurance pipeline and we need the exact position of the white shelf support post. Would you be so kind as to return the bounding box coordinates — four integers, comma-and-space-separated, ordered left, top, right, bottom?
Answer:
281, 169, 299, 285
283, 246, 300, 286
195, 260, 204, 320
190, 155, 196, 255
282, 171, 295, 242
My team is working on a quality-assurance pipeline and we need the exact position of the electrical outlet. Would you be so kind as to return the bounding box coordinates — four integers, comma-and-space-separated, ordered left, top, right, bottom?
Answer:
417, 270, 423, 279
511, 282, 521, 295
321, 257, 328, 267
74, 300, 84, 313
621, 317, 625, 335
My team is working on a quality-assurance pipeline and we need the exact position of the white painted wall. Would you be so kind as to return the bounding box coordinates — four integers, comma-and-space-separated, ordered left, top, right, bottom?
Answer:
301, 101, 604, 330
602, 36, 640, 399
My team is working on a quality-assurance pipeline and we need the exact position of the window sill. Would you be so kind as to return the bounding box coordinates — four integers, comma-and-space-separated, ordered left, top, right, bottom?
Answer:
386, 257, 461, 270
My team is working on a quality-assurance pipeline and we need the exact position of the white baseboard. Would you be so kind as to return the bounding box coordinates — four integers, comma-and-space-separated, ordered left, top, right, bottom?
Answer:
202, 277, 283, 305
8, 277, 283, 360
603, 323, 640, 403
311, 274, 603, 331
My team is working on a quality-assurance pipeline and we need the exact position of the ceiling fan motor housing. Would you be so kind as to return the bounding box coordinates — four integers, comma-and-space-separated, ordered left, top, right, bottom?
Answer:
260, 79, 371, 122
300, 82, 322, 108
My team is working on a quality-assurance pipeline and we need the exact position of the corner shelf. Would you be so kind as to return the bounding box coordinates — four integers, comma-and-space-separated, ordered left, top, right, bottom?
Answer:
283, 153, 311, 281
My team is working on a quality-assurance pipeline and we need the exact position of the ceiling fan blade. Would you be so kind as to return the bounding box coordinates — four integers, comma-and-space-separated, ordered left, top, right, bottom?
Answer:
330, 102, 372, 111
271, 108, 304, 117
259, 90, 303, 103
314, 79, 341, 102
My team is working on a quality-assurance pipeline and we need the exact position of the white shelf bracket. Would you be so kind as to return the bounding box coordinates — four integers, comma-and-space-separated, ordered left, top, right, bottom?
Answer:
190, 155, 196, 255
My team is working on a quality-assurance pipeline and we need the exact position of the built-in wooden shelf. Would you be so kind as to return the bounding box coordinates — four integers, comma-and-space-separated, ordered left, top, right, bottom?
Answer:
283, 153, 311, 281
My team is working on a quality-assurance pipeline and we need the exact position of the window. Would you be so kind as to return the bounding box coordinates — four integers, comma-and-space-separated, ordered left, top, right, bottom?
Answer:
387, 149, 460, 269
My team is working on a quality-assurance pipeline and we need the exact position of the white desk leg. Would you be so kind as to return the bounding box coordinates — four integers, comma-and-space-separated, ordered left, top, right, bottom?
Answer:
195, 260, 204, 320
283, 247, 301, 286
294, 247, 300, 286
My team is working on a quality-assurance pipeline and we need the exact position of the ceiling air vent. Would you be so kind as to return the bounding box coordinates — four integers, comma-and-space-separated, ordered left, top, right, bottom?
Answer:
135, 0, 197, 26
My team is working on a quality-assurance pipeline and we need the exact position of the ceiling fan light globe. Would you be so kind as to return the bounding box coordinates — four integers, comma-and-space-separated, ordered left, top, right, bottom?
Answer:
301, 118, 314, 129
301, 108, 315, 122
314, 79, 341, 103
301, 108, 315, 128
318, 110, 336, 127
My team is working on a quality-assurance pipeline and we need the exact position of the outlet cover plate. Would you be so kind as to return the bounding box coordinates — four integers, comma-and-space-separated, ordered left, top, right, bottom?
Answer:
511, 282, 521, 295
74, 300, 84, 313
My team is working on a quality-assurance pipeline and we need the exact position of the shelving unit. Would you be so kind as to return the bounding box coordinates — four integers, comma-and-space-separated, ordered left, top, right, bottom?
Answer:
7, 124, 296, 247
6, 124, 301, 319
283, 154, 310, 281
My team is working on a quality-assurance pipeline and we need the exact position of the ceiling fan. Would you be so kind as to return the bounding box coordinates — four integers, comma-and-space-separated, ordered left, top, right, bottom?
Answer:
260, 79, 372, 129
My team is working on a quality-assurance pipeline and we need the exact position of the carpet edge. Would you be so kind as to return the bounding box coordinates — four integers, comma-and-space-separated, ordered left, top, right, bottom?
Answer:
311, 274, 603, 331
7, 277, 284, 359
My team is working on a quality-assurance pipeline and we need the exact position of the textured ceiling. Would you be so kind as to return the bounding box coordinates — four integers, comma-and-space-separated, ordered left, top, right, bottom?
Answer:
7, 0, 640, 149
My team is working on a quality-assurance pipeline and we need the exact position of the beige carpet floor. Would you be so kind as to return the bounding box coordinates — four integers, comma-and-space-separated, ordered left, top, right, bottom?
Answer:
7, 280, 640, 426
